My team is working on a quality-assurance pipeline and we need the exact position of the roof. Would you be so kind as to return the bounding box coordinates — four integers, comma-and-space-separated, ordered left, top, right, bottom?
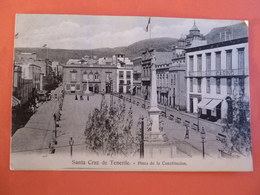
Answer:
205, 22, 248, 44
154, 52, 172, 65
190, 21, 199, 31
66, 59, 81, 65
66, 58, 98, 65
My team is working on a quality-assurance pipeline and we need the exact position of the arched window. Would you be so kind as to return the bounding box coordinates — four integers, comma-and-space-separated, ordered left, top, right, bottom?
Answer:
83, 71, 88, 81
89, 72, 94, 81
95, 72, 99, 80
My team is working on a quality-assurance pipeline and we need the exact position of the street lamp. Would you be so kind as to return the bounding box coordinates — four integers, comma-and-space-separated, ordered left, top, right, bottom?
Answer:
69, 137, 74, 157
197, 106, 201, 132
140, 116, 144, 158
200, 127, 206, 158
164, 102, 167, 117
110, 79, 113, 108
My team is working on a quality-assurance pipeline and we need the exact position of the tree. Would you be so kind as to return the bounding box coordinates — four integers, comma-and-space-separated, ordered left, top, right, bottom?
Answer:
222, 78, 251, 157
84, 97, 136, 156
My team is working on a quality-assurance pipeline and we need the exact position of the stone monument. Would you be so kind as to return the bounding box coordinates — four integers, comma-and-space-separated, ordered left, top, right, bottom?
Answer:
145, 55, 176, 158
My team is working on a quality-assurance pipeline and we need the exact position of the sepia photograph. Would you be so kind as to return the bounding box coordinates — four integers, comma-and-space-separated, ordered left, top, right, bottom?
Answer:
11, 14, 252, 171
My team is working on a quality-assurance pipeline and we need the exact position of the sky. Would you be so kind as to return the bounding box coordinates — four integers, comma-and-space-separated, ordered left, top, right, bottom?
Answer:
14, 14, 245, 50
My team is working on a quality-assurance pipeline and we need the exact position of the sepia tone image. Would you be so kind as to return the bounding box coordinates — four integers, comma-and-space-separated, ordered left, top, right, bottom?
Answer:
11, 14, 252, 171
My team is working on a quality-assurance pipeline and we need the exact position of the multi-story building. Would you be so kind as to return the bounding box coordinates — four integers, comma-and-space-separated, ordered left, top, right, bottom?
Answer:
141, 49, 172, 102
132, 56, 142, 96
168, 38, 187, 110
19, 63, 41, 90
155, 52, 172, 106
114, 54, 133, 94
186, 35, 248, 122
63, 54, 133, 94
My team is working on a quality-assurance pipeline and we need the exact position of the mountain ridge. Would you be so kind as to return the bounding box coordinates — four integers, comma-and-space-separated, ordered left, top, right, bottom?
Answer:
15, 37, 178, 64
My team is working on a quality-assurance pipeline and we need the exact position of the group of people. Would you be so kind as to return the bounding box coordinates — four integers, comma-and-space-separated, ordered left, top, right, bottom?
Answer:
49, 90, 64, 154
75, 94, 89, 101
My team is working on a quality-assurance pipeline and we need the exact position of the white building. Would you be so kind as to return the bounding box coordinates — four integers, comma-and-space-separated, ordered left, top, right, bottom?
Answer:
186, 37, 249, 122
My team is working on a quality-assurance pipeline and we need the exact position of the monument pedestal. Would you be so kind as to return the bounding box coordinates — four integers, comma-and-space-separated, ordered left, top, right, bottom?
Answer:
144, 141, 177, 158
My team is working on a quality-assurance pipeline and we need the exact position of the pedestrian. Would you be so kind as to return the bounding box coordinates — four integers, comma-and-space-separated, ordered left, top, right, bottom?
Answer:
87, 95, 89, 101
75, 95, 78, 100
80, 95, 83, 100
185, 126, 189, 139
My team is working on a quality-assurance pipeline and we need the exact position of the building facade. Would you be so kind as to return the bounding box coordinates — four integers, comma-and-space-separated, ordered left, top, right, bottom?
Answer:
141, 49, 172, 102
186, 37, 249, 122
132, 56, 142, 96
63, 55, 133, 94
169, 38, 187, 110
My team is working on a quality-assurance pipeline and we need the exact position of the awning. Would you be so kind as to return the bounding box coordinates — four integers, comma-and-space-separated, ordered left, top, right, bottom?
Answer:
204, 99, 222, 110
12, 96, 21, 107
197, 98, 211, 108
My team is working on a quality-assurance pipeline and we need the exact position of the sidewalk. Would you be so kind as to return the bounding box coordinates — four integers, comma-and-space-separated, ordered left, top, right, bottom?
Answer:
117, 94, 224, 135
11, 100, 59, 154
114, 94, 223, 158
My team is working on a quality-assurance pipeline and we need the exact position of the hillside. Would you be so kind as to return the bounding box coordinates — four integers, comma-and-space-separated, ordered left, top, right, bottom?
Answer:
15, 37, 177, 64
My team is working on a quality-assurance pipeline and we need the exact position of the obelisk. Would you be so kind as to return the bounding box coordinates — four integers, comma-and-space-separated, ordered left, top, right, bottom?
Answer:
147, 55, 165, 141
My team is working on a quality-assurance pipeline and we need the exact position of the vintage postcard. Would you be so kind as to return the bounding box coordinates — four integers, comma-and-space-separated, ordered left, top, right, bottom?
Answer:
11, 14, 252, 171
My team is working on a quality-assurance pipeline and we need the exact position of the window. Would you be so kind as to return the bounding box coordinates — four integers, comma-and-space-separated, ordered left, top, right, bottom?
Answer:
189, 56, 194, 72
173, 74, 176, 85
226, 50, 232, 70
215, 52, 221, 72
94, 72, 99, 80
171, 78, 173, 84
76, 84, 80, 90
126, 71, 131, 79
190, 78, 193, 92
239, 78, 245, 95
89, 72, 93, 81
197, 54, 202, 71
106, 73, 111, 81
206, 78, 211, 93
126, 80, 131, 85
238, 48, 245, 70
197, 78, 201, 93
206, 53, 211, 74
119, 71, 124, 79
83, 73, 88, 81
71, 72, 76, 81
227, 78, 232, 95
119, 86, 124, 93
119, 80, 124, 84
216, 78, 221, 94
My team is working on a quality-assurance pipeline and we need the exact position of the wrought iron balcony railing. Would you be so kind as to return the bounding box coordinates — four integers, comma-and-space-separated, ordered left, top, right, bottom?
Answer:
188, 68, 248, 77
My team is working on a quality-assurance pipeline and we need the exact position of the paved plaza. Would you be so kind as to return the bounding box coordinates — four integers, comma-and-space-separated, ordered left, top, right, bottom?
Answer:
53, 94, 222, 158
12, 93, 223, 159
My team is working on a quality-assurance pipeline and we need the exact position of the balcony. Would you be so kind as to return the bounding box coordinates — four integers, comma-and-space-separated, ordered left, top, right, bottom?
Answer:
188, 68, 249, 78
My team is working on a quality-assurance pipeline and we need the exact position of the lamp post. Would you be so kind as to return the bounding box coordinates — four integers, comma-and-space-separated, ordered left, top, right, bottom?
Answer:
110, 79, 113, 107
69, 137, 74, 157
164, 102, 167, 117
140, 116, 144, 158
197, 106, 201, 132
200, 127, 206, 158
53, 113, 57, 138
